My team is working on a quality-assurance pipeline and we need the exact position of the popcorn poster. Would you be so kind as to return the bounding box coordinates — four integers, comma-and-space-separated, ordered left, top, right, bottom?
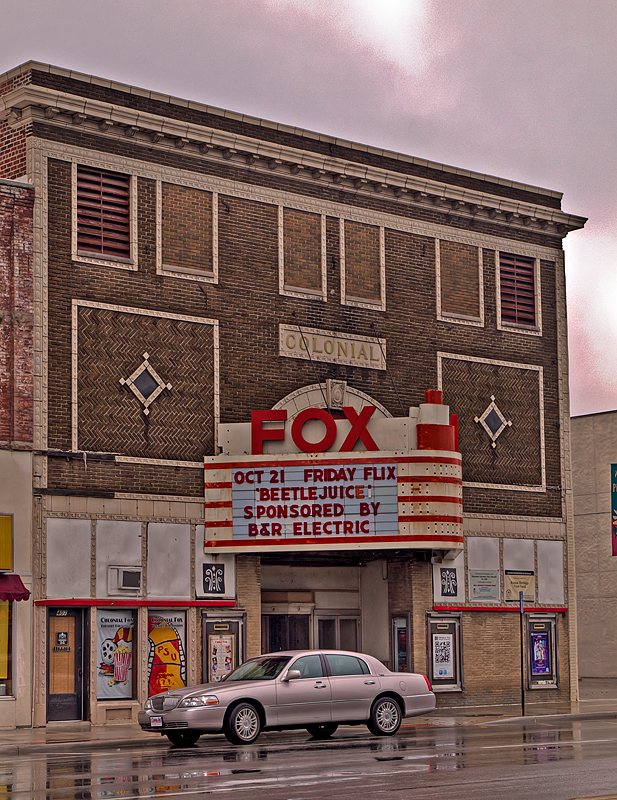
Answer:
97, 611, 135, 700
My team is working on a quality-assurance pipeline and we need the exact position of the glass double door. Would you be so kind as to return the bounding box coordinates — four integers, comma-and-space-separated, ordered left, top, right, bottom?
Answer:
316, 615, 358, 652
262, 613, 359, 653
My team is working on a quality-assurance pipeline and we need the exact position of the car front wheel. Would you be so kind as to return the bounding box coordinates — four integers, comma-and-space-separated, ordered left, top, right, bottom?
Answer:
166, 731, 201, 746
367, 697, 402, 736
306, 723, 338, 739
224, 702, 261, 744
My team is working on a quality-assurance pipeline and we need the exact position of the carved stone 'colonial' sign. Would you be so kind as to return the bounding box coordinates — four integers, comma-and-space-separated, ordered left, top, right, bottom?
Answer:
279, 325, 386, 370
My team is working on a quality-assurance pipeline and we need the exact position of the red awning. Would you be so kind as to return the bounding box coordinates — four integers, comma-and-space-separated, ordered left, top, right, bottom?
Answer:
0, 575, 30, 602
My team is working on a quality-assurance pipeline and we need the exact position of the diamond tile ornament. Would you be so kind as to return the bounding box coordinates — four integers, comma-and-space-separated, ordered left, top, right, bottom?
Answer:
120, 352, 172, 416
474, 395, 512, 448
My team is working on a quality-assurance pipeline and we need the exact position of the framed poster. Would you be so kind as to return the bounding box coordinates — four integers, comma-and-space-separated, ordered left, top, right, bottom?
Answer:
147, 612, 187, 697
209, 634, 235, 681
530, 631, 550, 676
427, 614, 462, 691
432, 633, 454, 679
526, 615, 558, 688
203, 618, 241, 682
97, 610, 135, 700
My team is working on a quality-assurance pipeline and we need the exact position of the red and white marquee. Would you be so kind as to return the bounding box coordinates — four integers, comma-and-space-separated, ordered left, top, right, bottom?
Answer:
204, 390, 463, 554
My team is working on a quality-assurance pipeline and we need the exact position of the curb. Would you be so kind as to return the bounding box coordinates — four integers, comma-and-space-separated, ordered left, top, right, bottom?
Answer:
482, 710, 617, 725
4, 710, 617, 755
1, 735, 168, 758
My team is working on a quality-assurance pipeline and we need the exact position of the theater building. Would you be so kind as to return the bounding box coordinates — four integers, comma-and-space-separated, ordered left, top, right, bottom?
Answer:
0, 61, 585, 727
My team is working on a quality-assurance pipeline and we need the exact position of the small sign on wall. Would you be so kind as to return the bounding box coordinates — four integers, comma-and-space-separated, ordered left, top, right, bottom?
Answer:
203, 563, 225, 595
440, 568, 457, 597
505, 570, 535, 602
469, 570, 499, 601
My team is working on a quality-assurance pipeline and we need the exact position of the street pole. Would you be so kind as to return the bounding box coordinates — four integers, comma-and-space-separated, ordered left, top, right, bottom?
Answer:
520, 590, 526, 717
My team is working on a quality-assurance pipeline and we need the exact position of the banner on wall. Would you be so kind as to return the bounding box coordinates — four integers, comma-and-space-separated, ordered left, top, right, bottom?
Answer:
612, 464, 617, 556
97, 610, 135, 700
147, 612, 187, 697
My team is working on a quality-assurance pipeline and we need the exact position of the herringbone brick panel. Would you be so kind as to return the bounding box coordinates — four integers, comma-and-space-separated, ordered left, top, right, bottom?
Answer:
442, 357, 543, 487
77, 307, 214, 460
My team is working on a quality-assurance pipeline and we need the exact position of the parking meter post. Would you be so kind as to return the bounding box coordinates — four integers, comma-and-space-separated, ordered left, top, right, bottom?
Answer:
520, 590, 525, 717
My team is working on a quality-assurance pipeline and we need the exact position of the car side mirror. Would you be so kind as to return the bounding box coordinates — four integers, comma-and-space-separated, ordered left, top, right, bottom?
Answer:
284, 669, 302, 681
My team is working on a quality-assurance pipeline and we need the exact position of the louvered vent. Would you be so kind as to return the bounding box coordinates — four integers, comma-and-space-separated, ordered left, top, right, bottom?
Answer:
77, 166, 131, 258
500, 253, 535, 325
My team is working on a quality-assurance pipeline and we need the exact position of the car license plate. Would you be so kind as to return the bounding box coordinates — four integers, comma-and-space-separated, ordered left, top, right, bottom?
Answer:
150, 716, 163, 728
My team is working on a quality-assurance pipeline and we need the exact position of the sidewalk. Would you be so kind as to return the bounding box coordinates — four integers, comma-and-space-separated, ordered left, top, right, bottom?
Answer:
2, 678, 617, 757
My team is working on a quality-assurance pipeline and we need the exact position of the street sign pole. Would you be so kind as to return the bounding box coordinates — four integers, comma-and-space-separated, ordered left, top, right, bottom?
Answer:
520, 590, 525, 717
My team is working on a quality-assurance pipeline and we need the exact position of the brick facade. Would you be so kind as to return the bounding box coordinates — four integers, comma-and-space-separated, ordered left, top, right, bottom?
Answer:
0, 180, 33, 446
0, 62, 585, 725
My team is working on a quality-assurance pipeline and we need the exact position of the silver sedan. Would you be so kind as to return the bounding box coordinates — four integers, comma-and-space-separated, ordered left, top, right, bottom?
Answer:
138, 649, 435, 746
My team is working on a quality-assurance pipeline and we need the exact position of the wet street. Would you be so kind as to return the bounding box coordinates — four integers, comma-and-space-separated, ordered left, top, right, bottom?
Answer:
4, 717, 617, 799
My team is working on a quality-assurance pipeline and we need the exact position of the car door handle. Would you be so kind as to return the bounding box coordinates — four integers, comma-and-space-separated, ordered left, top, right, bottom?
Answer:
364, 680, 376, 685
314, 684, 327, 688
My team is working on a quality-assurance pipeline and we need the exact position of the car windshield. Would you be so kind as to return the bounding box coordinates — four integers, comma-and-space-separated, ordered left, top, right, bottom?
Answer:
223, 655, 292, 681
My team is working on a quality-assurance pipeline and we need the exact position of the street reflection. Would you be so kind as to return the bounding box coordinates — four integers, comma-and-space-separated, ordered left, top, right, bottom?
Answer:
520, 726, 574, 765
0, 720, 610, 799
91, 753, 137, 798
46, 757, 92, 800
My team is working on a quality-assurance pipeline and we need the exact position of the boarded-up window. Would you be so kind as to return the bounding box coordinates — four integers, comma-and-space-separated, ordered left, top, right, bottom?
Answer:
344, 220, 381, 304
500, 253, 536, 326
440, 240, 480, 318
0, 517, 11, 571
76, 166, 131, 258
162, 183, 213, 274
283, 208, 322, 293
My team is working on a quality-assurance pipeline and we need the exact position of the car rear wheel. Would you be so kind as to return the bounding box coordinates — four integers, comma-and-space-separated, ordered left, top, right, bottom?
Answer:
306, 723, 338, 739
367, 697, 402, 736
166, 731, 201, 746
224, 702, 261, 744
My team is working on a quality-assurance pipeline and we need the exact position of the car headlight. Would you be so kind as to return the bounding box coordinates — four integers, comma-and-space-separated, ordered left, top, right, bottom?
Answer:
144, 699, 153, 710
178, 695, 219, 708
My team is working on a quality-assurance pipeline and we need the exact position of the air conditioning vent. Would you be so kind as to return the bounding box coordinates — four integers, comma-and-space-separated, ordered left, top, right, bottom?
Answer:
120, 569, 141, 590
107, 565, 142, 596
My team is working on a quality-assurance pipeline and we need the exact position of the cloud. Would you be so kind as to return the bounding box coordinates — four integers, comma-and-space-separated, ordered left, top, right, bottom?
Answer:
1, 0, 616, 413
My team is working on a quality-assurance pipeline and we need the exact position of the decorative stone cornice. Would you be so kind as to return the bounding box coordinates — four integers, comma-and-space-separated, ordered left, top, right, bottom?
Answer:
0, 84, 587, 237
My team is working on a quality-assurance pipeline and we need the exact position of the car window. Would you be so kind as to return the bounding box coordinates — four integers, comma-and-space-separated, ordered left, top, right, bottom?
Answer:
225, 655, 291, 681
325, 654, 370, 676
291, 655, 324, 678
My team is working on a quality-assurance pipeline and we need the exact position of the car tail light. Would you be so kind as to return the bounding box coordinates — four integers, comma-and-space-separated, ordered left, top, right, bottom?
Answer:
423, 675, 432, 692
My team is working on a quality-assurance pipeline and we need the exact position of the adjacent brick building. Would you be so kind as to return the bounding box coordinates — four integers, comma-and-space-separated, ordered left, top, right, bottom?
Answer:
0, 177, 34, 727
0, 61, 585, 727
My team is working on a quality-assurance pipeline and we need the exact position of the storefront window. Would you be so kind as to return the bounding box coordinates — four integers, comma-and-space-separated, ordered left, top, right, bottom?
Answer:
96, 610, 135, 700
0, 602, 12, 697
147, 612, 187, 697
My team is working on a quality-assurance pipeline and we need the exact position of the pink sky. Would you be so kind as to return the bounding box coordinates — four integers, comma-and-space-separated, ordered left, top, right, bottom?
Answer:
2, 0, 614, 415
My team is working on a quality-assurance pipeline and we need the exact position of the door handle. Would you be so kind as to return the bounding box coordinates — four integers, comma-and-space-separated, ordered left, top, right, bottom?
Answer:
314, 684, 327, 688
364, 680, 376, 685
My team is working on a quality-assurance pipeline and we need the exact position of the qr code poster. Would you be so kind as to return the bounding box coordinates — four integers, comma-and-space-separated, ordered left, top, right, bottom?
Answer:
432, 633, 454, 679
